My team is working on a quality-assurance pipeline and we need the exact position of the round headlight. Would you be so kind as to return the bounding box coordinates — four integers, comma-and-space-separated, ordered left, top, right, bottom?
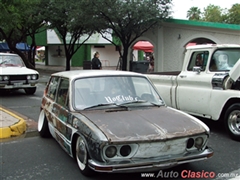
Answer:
120, 145, 131, 157
27, 75, 31, 80
3, 76, 9, 81
195, 137, 204, 149
32, 74, 37, 80
105, 146, 117, 158
186, 138, 194, 149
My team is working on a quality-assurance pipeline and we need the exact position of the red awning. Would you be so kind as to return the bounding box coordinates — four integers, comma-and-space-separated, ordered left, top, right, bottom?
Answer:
133, 41, 153, 52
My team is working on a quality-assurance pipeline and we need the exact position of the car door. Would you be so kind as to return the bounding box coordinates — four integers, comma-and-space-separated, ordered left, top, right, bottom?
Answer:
44, 76, 60, 125
52, 78, 72, 151
176, 50, 214, 118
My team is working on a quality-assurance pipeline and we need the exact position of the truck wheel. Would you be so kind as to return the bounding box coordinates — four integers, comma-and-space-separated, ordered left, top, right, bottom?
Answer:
38, 110, 51, 138
75, 135, 93, 176
24, 87, 37, 95
224, 103, 240, 141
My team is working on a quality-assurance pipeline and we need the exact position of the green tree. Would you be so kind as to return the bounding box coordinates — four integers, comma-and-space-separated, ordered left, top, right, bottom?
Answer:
202, 4, 224, 23
92, 0, 172, 71
0, 0, 47, 68
226, 3, 240, 24
187, 7, 202, 20
42, 0, 102, 71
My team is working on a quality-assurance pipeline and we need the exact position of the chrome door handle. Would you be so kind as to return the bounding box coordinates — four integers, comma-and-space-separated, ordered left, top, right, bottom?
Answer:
180, 75, 187, 78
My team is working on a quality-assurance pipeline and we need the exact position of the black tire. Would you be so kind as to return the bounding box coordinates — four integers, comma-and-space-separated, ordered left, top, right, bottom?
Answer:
224, 103, 240, 141
24, 87, 37, 95
75, 135, 93, 176
38, 110, 51, 138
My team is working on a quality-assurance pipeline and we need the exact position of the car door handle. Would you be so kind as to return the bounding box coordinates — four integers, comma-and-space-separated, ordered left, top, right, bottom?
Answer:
180, 75, 187, 78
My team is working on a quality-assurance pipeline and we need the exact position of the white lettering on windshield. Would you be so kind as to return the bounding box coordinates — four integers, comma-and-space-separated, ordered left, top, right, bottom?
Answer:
105, 95, 138, 103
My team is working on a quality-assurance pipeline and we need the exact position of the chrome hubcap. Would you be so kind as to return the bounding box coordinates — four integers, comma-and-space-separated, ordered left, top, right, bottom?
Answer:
228, 110, 240, 135
76, 137, 87, 170
38, 110, 44, 131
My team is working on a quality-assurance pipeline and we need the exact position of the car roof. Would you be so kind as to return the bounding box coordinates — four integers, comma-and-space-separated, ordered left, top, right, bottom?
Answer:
52, 70, 145, 80
0, 53, 19, 56
186, 44, 240, 50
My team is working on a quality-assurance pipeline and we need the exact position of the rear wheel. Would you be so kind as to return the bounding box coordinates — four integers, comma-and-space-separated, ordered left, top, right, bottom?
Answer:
75, 135, 93, 176
24, 87, 37, 95
224, 103, 240, 141
38, 110, 51, 138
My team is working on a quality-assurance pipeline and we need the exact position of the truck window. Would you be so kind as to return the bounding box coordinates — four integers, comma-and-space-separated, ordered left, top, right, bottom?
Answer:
187, 51, 209, 71
210, 48, 240, 71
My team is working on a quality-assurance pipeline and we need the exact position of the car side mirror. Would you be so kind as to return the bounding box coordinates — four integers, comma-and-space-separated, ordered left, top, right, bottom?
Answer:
193, 66, 201, 74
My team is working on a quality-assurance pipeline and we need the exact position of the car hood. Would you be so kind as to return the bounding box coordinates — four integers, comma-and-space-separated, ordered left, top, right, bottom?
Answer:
80, 107, 207, 142
229, 58, 240, 82
0, 66, 38, 75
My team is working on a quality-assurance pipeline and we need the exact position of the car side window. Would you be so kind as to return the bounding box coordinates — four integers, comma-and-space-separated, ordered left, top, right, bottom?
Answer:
187, 51, 209, 71
56, 78, 69, 107
46, 77, 59, 100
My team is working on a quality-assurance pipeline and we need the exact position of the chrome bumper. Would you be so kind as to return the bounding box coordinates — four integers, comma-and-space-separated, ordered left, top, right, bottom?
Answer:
88, 147, 213, 173
0, 80, 38, 89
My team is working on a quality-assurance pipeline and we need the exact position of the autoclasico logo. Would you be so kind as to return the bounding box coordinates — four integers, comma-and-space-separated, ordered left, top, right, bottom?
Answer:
143, 170, 216, 178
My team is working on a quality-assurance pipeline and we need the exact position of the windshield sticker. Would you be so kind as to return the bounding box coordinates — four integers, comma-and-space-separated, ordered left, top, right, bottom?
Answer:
105, 95, 139, 103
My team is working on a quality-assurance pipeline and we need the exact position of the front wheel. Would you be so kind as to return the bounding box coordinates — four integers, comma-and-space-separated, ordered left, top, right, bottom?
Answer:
224, 103, 240, 141
75, 136, 93, 176
24, 87, 37, 95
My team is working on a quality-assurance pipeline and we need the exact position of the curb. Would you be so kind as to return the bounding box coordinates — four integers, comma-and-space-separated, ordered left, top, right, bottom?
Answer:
0, 107, 27, 139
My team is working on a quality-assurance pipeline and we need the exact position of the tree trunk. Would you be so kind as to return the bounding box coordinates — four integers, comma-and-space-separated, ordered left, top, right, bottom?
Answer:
65, 51, 71, 71
121, 45, 129, 71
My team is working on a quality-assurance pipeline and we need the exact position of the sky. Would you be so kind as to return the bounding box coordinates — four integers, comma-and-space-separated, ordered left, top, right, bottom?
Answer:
171, 0, 239, 20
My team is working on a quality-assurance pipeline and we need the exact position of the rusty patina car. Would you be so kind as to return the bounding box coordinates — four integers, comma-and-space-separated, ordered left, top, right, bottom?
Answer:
38, 70, 213, 176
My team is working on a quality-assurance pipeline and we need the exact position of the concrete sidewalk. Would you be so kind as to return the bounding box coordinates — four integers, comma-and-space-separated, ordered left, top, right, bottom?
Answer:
0, 106, 27, 139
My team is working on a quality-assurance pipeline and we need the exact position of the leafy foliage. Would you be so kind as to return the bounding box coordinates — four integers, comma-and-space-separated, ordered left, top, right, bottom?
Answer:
0, 0, 172, 70
92, 0, 172, 70
202, 4, 224, 23
187, 7, 201, 20
187, 3, 240, 25
226, 3, 240, 24
0, 0, 48, 68
42, 0, 102, 70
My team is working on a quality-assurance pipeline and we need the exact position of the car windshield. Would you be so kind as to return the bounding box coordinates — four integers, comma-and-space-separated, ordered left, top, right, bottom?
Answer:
210, 48, 240, 71
73, 75, 164, 110
0, 54, 25, 67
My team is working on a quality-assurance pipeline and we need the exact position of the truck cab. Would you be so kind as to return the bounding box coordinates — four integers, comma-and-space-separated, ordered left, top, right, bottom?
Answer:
147, 44, 240, 141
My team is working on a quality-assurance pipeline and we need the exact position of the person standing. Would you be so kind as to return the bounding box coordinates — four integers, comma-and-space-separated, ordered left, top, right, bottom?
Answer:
91, 52, 102, 69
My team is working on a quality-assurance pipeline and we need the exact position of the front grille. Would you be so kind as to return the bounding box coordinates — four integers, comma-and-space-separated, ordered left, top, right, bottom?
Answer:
9, 75, 27, 81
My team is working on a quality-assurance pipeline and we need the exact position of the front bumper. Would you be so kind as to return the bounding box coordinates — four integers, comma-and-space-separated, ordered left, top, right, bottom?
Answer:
88, 147, 213, 173
0, 80, 38, 89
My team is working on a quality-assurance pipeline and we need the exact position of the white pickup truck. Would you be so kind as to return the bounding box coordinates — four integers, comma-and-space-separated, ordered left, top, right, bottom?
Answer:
147, 44, 240, 141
